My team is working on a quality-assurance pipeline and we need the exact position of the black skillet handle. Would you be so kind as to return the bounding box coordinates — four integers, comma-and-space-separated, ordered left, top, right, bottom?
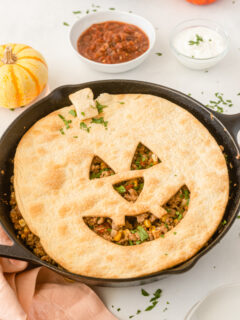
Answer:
211, 111, 240, 147
0, 241, 34, 261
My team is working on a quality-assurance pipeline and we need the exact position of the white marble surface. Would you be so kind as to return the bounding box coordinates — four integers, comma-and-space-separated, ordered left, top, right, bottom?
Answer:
0, 0, 240, 319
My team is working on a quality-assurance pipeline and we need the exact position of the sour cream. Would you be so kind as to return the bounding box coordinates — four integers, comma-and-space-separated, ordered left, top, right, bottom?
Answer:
170, 21, 229, 70
173, 27, 226, 59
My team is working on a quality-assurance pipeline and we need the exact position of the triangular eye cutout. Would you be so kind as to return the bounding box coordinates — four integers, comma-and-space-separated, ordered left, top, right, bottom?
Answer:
131, 143, 161, 170
90, 156, 115, 179
113, 177, 144, 202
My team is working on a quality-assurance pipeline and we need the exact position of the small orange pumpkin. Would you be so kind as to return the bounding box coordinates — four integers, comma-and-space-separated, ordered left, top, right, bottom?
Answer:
0, 44, 48, 109
186, 0, 216, 4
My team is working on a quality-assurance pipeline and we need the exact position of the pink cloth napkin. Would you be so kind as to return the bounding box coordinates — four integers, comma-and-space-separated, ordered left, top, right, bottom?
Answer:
0, 226, 117, 320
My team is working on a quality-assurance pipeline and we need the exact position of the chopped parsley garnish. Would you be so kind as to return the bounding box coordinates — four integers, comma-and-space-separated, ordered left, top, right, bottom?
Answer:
136, 310, 141, 314
119, 101, 125, 104
145, 300, 158, 311
117, 308, 121, 312
80, 121, 91, 132
141, 289, 150, 296
237, 216, 240, 219
73, 136, 78, 138
96, 100, 107, 114
81, 111, 85, 116
10, 108, 15, 111
222, 219, 227, 226
73, 10, 81, 14
189, 34, 203, 46
184, 189, 189, 199
59, 128, 65, 135
155, 52, 162, 56
109, 7, 115, 10
86, 9, 89, 14
58, 114, 72, 129
144, 288, 162, 311
137, 226, 149, 242
206, 93, 233, 113
176, 212, 183, 220
115, 185, 126, 194
150, 289, 162, 302
63, 22, 69, 26
130, 229, 137, 234
69, 109, 77, 117
91, 117, 108, 129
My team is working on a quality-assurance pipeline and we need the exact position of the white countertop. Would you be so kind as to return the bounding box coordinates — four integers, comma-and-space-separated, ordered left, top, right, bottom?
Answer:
1, 0, 240, 319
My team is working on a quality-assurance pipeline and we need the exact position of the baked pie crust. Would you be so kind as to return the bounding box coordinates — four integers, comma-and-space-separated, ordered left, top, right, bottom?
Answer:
14, 90, 229, 278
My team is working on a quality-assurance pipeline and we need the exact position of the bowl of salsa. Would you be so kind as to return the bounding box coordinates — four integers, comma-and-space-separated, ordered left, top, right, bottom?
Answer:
69, 11, 156, 73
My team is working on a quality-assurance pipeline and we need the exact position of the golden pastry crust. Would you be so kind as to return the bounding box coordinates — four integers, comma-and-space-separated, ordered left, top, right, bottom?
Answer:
14, 92, 229, 278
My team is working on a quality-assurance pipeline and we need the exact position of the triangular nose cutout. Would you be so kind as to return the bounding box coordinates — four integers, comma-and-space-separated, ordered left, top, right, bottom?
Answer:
131, 143, 161, 170
90, 156, 115, 179
113, 177, 144, 202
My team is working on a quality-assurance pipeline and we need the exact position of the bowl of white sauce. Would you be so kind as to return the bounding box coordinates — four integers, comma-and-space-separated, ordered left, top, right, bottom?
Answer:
170, 19, 229, 70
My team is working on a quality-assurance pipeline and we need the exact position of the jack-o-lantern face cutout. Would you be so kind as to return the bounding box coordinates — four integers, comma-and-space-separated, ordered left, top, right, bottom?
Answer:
14, 92, 229, 278
84, 142, 190, 245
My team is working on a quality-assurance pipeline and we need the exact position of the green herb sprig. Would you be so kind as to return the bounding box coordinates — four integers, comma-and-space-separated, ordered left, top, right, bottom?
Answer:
206, 93, 233, 113
96, 100, 107, 114
137, 226, 149, 242
114, 185, 126, 194
189, 34, 203, 46
128, 288, 164, 318
58, 114, 72, 129
91, 117, 108, 129
69, 109, 77, 117
80, 121, 91, 132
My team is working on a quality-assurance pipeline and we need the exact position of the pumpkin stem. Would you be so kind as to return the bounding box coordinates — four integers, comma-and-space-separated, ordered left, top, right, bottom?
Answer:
1, 46, 17, 64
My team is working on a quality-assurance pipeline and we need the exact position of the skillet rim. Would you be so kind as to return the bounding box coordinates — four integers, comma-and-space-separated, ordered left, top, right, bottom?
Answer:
0, 79, 239, 285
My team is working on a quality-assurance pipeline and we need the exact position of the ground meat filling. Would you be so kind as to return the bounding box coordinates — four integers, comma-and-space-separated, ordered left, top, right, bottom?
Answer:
131, 143, 160, 170
114, 178, 144, 202
84, 144, 190, 245
9, 177, 56, 264
90, 156, 115, 179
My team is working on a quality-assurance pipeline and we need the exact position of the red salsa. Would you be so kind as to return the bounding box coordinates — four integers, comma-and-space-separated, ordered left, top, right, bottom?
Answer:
77, 21, 149, 64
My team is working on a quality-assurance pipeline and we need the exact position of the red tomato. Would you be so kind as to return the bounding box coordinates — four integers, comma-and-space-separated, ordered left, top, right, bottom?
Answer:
186, 0, 216, 4
125, 184, 134, 191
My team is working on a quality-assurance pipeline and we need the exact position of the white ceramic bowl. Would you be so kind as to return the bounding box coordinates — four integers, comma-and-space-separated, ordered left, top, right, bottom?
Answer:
69, 11, 156, 73
185, 283, 240, 320
170, 19, 229, 70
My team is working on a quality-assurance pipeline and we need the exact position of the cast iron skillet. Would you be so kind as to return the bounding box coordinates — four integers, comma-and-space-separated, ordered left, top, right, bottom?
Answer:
0, 80, 240, 287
